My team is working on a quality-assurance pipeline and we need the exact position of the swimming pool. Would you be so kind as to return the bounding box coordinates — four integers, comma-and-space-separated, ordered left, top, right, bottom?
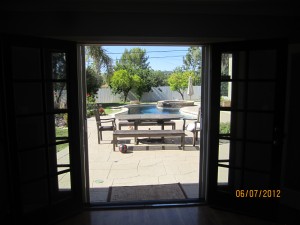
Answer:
127, 105, 179, 114
126, 104, 196, 119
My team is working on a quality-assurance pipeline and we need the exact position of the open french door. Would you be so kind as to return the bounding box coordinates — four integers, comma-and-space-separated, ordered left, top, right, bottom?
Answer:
207, 39, 287, 220
1, 34, 83, 225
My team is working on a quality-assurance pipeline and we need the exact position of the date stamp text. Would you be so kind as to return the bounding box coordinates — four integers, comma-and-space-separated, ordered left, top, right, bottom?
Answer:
235, 189, 281, 198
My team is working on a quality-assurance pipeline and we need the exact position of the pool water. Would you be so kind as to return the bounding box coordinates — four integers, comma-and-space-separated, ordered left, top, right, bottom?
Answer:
126, 105, 196, 119
127, 105, 180, 114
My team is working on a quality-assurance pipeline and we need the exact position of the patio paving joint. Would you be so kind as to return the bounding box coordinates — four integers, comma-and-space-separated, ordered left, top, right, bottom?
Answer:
137, 160, 141, 173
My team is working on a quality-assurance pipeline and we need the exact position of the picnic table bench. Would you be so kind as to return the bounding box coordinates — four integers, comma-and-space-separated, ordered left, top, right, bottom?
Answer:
113, 129, 185, 150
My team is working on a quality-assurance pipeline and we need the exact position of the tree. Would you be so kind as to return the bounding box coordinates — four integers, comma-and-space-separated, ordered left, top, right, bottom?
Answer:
110, 69, 140, 102
183, 47, 202, 85
131, 68, 152, 100
220, 53, 231, 97
86, 66, 103, 96
85, 46, 113, 83
52, 53, 67, 107
115, 48, 149, 71
113, 48, 154, 100
168, 71, 196, 100
149, 70, 170, 86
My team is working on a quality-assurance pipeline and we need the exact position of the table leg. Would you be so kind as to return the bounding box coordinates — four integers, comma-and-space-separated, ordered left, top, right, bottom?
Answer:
134, 121, 138, 144
181, 135, 185, 150
113, 135, 116, 151
161, 122, 165, 142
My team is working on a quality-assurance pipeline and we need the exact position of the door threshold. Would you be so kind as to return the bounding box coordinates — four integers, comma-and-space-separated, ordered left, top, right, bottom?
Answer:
87, 199, 206, 210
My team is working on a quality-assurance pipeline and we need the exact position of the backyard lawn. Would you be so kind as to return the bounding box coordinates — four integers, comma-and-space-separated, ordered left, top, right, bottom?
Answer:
56, 127, 69, 152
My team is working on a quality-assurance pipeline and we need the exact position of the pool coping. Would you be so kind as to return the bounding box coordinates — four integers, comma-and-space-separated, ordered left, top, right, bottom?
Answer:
110, 103, 199, 118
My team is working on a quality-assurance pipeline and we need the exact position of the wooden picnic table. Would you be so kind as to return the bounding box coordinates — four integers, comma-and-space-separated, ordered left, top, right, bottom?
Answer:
114, 114, 183, 144
115, 114, 183, 129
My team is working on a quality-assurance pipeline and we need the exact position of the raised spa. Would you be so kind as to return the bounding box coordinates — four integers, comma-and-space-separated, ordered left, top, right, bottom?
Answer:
157, 100, 195, 108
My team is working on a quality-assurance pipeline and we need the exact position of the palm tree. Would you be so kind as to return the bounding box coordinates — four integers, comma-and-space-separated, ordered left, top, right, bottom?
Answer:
86, 46, 113, 83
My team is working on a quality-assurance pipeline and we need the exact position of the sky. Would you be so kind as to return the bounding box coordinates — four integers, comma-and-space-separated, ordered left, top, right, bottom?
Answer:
102, 46, 190, 71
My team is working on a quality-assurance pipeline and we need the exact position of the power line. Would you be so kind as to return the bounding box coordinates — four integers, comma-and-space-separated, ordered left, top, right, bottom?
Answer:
112, 56, 185, 61
106, 50, 189, 54
86, 55, 185, 63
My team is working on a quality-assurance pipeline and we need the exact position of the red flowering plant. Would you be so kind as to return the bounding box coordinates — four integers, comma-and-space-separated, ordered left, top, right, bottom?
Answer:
99, 107, 105, 115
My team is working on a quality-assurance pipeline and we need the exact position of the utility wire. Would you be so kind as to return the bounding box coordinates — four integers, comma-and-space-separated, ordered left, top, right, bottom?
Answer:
113, 55, 185, 60
106, 50, 189, 54
86, 55, 186, 64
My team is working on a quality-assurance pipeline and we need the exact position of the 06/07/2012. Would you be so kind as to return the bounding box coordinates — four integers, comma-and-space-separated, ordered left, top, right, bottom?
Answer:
235, 189, 281, 198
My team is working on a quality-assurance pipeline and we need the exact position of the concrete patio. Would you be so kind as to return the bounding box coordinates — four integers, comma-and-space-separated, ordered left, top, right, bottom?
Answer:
55, 104, 230, 203
87, 104, 230, 203
88, 116, 200, 203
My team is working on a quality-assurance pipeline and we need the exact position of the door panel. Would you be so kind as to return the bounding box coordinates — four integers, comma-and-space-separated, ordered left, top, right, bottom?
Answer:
2, 35, 83, 225
0, 36, 11, 223
279, 44, 300, 224
208, 39, 287, 219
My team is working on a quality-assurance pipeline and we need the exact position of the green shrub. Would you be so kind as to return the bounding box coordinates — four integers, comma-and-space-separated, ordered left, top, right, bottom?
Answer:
55, 127, 69, 152
86, 94, 97, 117
63, 113, 68, 126
219, 122, 230, 134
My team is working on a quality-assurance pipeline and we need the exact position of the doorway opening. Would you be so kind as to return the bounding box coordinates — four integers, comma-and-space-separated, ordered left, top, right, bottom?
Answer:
82, 45, 204, 204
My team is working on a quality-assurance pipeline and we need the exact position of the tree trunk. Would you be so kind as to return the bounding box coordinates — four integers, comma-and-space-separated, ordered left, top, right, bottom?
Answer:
178, 91, 184, 100
124, 92, 128, 102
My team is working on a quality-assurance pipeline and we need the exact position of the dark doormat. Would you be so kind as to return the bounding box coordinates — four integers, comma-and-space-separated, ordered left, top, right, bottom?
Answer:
107, 183, 187, 202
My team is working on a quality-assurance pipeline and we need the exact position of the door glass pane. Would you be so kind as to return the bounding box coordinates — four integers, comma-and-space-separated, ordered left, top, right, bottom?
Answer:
231, 82, 246, 110
12, 47, 41, 79
245, 143, 272, 172
53, 82, 67, 109
48, 114, 69, 144
55, 120, 69, 141
218, 166, 229, 185
219, 140, 244, 168
219, 111, 231, 136
52, 53, 67, 80
50, 175, 72, 203
219, 139, 230, 162
221, 53, 232, 79
246, 113, 274, 141
14, 83, 43, 114
22, 180, 49, 213
230, 112, 245, 139
217, 168, 243, 192
16, 116, 45, 149
58, 172, 71, 191
233, 51, 247, 79
19, 148, 47, 182
230, 170, 243, 190
229, 141, 244, 168
220, 82, 232, 107
243, 171, 270, 189
56, 143, 70, 166
49, 143, 72, 201
248, 50, 276, 79
247, 83, 275, 111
